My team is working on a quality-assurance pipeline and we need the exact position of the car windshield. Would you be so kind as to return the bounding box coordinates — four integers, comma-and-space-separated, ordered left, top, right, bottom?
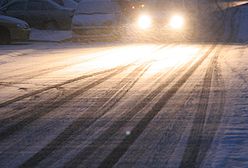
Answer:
76, 1, 119, 14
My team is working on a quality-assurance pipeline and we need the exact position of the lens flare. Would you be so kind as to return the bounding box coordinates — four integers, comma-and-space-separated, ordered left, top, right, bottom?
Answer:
138, 15, 152, 29
169, 15, 184, 29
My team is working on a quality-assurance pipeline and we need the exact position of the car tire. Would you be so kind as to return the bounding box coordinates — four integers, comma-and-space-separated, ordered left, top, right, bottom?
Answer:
0, 26, 11, 45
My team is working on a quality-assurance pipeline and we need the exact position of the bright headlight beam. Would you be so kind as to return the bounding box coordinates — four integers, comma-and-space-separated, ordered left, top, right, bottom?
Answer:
169, 15, 184, 29
138, 15, 152, 29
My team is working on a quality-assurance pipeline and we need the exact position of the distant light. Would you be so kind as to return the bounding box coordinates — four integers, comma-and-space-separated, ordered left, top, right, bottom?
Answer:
141, 4, 145, 8
138, 15, 152, 29
132, 6, 135, 9
126, 131, 131, 136
169, 15, 184, 29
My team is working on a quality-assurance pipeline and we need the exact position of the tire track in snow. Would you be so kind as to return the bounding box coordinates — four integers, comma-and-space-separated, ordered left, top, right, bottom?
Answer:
143, 84, 203, 168
0, 45, 166, 89
179, 46, 224, 168
19, 63, 151, 168
63, 45, 216, 168
0, 57, 98, 89
0, 44, 167, 107
197, 50, 226, 167
138, 50, 223, 168
0, 65, 129, 108
0, 65, 130, 141
0, 55, 98, 80
0, 65, 129, 125
109, 81, 202, 168
0, 47, 115, 81
97, 45, 217, 168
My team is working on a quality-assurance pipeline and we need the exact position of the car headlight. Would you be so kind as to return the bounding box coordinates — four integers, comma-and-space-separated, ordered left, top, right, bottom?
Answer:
137, 15, 152, 30
16, 23, 29, 29
169, 15, 184, 29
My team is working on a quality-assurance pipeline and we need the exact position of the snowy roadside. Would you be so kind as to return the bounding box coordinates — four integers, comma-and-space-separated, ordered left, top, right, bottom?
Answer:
29, 29, 73, 42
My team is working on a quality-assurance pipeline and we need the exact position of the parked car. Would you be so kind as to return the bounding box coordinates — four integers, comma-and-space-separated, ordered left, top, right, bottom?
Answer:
53, 0, 78, 9
0, 0, 74, 30
72, 0, 125, 39
63, 0, 78, 9
0, 0, 8, 8
0, 15, 30, 44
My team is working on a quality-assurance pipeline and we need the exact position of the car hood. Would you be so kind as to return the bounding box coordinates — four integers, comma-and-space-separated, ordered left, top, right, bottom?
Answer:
0, 15, 28, 25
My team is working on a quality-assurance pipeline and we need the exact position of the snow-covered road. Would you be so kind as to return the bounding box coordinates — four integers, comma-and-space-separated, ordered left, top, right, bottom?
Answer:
0, 42, 247, 168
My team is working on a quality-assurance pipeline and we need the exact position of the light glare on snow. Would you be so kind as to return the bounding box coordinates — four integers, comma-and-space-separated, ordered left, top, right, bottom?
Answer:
146, 46, 200, 76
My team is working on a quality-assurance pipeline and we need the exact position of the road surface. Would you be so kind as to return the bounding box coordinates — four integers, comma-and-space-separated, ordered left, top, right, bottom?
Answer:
0, 42, 248, 168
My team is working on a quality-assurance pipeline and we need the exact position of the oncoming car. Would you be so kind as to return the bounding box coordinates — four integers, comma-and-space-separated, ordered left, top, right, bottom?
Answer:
129, 7, 194, 41
72, 0, 195, 41
0, 15, 30, 44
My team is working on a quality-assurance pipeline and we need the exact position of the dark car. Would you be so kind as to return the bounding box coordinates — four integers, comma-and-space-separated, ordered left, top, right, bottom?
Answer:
0, 15, 30, 44
0, 0, 74, 30
52, 0, 78, 9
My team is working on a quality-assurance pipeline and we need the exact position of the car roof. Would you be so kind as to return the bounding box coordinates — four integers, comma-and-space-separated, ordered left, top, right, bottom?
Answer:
0, 14, 28, 25
1, 0, 28, 9
1, 0, 67, 10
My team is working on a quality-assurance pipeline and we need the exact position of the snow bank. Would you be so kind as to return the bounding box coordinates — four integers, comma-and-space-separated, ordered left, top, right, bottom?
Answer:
30, 29, 72, 42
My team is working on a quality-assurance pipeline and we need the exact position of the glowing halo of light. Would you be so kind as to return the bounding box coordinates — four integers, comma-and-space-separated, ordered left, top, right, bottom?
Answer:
169, 15, 184, 29
137, 15, 152, 30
